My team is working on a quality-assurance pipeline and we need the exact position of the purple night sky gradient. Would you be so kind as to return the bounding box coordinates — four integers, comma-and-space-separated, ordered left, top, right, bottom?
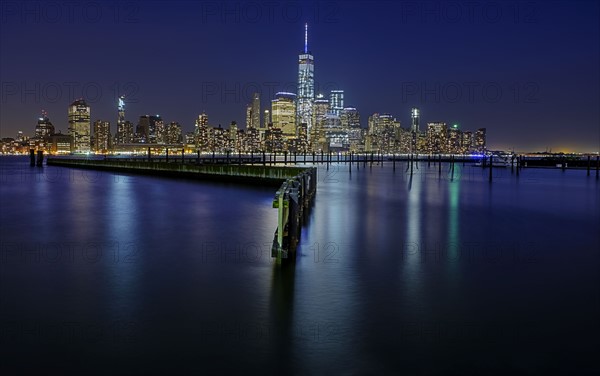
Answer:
0, 0, 598, 152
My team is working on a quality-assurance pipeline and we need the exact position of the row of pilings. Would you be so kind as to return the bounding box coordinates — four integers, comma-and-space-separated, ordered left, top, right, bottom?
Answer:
271, 167, 317, 262
29, 149, 44, 166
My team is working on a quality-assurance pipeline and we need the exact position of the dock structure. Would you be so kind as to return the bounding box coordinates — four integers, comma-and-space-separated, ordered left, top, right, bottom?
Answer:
271, 168, 317, 261
46, 158, 306, 186
46, 157, 317, 263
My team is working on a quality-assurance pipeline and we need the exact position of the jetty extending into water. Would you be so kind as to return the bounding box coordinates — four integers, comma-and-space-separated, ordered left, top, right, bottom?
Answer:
46, 157, 317, 261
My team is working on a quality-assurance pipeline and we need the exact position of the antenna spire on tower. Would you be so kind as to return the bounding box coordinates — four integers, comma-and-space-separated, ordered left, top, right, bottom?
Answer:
304, 23, 308, 53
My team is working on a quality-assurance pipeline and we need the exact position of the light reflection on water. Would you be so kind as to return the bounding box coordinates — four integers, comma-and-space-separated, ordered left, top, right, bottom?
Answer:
1, 157, 599, 374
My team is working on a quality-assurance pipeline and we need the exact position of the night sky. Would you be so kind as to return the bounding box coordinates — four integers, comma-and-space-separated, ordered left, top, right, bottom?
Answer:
1, 0, 598, 152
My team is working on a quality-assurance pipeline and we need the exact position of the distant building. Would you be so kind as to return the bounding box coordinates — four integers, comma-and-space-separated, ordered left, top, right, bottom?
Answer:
136, 115, 162, 143
68, 99, 91, 153
340, 107, 360, 129
426, 122, 448, 154
263, 110, 270, 130
49, 132, 73, 155
475, 128, 486, 152
271, 92, 297, 138
368, 113, 400, 153
311, 94, 329, 150
116, 96, 134, 144
297, 23, 315, 138
410, 107, 420, 153
194, 113, 209, 151
322, 113, 348, 152
35, 110, 55, 139
461, 131, 473, 153
329, 90, 344, 116
411, 107, 420, 133
252, 92, 261, 129
166, 122, 182, 144
93, 120, 111, 153
447, 124, 462, 154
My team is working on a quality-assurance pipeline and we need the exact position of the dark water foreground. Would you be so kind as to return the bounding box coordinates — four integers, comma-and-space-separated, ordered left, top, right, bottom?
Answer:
1, 156, 599, 375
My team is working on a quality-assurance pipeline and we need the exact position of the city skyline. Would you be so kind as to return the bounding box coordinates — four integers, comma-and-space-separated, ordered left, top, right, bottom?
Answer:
1, 1, 599, 152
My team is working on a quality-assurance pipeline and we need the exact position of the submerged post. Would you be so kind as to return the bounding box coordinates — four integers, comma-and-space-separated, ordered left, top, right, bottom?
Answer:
29, 149, 35, 166
349, 152, 352, 173
587, 155, 590, 176
36, 150, 43, 167
489, 155, 493, 182
438, 155, 442, 176
511, 155, 515, 173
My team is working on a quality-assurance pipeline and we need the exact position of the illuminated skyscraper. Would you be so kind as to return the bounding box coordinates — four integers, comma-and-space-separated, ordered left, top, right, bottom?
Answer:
118, 95, 125, 129
116, 96, 133, 144
245, 93, 261, 129
246, 105, 252, 129
340, 107, 360, 129
68, 99, 91, 152
271, 92, 297, 137
426, 122, 448, 154
411, 107, 420, 133
195, 112, 209, 151
475, 128, 487, 152
166, 122, 182, 144
35, 110, 55, 139
367, 113, 400, 153
93, 120, 111, 153
252, 92, 261, 129
297, 23, 314, 136
310, 94, 329, 150
329, 90, 344, 116
461, 131, 473, 153
410, 107, 420, 153
447, 124, 462, 154
263, 110, 270, 128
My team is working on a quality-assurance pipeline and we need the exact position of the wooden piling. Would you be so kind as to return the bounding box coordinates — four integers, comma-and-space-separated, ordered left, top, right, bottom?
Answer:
36, 150, 43, 166
587, 155, 590, 176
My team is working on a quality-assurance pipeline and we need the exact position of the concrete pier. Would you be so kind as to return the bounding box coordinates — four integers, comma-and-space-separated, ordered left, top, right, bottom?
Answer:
46, 158, 307, 186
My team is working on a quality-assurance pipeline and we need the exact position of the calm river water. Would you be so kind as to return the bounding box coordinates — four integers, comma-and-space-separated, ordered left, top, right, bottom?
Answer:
1, 156, 598, 375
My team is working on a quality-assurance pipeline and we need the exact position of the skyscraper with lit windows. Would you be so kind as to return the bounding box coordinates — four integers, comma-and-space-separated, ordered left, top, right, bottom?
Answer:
116, 96, 133, 144
475, 128, 487, 152
35, 110, 55, 139
68, 99, 91, 153
297, 24, 314, 136
329, 90, 344, 116
271, 92, 297, 137
93, 120, 111, 153
411, 107, 420, 133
